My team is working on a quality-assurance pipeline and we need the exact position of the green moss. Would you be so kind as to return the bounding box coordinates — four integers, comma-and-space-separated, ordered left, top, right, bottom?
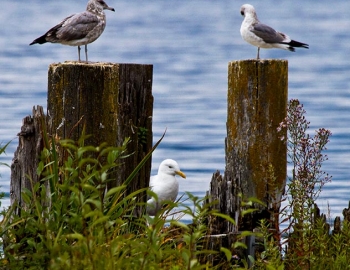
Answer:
226, 60, 287, 201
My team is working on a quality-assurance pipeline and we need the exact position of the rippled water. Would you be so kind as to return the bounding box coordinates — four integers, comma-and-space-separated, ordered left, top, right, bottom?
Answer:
0, 0, 349, 219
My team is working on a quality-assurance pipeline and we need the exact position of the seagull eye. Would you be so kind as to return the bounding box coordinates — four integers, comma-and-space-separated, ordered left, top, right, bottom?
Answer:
241, 10, 244, 16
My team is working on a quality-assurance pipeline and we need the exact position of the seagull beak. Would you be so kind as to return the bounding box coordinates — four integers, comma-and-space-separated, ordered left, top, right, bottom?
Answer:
107, 7, 115, 12
175, 170, 186, 179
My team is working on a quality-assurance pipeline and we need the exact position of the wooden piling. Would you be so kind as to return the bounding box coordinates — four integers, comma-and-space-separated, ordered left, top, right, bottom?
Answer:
227, 59, 287, 222
208, 59, 288, 243
47, 62, 153, 204
11, 62, 153, 216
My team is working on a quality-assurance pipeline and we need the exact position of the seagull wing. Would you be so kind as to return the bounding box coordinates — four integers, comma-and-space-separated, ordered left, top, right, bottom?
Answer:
149, 175, 156, 190
251, 23, 288, 44
148, 174, 178, 202
147, 175, 160, 215
54, 12, 99, 42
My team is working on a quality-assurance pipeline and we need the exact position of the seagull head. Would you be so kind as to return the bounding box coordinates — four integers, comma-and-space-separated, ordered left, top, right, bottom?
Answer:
240, 4, 256, 18
96, 0, 115, 12
158, 159, 186, 179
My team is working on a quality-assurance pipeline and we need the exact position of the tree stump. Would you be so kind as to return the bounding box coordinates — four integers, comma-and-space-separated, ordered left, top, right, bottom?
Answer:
10, 106, 46, 213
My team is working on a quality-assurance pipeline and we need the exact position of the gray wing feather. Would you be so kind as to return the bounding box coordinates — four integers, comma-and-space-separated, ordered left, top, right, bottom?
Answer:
251, 23, 285, 43
56, 12, 99, 41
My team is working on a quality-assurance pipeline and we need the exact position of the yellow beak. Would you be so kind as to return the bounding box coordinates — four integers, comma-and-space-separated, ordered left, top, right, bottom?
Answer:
175, 170, 186, 179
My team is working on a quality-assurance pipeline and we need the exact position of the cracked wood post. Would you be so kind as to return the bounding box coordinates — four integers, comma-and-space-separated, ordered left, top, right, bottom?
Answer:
10, 106, 46, 214
47, 62, 153, 215
207, 60, 287, 263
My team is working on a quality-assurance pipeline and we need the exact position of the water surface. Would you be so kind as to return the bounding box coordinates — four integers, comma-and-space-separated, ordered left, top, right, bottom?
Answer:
0, 0, 349, 219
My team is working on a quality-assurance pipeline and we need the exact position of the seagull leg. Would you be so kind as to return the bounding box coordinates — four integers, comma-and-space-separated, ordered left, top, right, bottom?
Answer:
257, 47, 260, 60
85, 45, 88, 62
78, 46, 81, 62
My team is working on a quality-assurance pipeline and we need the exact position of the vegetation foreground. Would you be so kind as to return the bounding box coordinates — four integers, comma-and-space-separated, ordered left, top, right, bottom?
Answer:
1, 99, 350, 270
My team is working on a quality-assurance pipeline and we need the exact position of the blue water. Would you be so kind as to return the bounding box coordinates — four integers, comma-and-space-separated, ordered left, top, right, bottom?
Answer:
0, 0, 349, 220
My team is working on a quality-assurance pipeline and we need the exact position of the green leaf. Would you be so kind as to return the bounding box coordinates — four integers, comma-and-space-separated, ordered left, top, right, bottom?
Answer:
0, 140, 10, 152
22, 191, 32, 204
37, 161, 45, 176
220, 247, 232, 262
247, 255, 255, 264
171, 220, 189, 231
241, 208, 258, 216
77, 146, 97, 158
85, 198, 102, 210
78, 157, 98, 168
101, 171, 108, 182
266, 265, 277, 270
66, 233, 85, 241
181, 250, 190, 263
106, 188, 147, 216
211, 212, 236, 225
278, 264, 285, 270
27, 239, 36, 248
247, 196, 266, 207
81, 184, 98, 193
91, 216, 110, 228
233, 241, 247, 249
240, 231, 255, 237
105, 186, 126, 199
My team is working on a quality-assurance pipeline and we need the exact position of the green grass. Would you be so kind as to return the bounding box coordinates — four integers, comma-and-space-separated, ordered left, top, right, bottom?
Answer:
0, 131, 239, 269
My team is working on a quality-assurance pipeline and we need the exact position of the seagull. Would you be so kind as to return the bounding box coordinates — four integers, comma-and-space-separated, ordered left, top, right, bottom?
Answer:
29, 0, 115, 62
147, 159, 186, 216
240, 4, 309, 59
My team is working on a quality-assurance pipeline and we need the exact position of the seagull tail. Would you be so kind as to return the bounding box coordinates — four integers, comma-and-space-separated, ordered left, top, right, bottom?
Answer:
289, 40, 309, 49
30, 34, 48, 45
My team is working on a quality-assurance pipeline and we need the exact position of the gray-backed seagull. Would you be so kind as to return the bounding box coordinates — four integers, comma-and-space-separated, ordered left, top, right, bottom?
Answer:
240, 4, 309, 59
147, 159, 186, 216
30, 0, 115, 62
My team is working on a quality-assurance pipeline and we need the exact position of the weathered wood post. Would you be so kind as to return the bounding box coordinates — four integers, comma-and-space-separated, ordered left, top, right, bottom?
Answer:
11, 62, 153, 216
47, 62, 153, 214
207, 60, 288, 260
10, 106, 46, 213
48, 62, 153, 191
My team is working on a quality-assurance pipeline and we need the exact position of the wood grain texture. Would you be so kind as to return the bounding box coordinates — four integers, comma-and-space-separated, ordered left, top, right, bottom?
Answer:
47, 62, 153, 209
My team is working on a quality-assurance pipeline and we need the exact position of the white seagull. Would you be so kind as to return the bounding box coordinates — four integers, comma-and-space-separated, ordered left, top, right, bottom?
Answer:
147, 159, 186, 216
30, 0, 115, 62
240, 4, 309, 59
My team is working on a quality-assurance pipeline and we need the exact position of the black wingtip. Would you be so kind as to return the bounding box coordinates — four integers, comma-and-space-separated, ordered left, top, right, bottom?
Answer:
290, 40, 309, 49
29, 35, 47, 45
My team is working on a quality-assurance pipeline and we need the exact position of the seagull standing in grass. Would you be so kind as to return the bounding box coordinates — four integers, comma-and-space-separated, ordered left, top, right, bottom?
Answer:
240, 4, 309, 59
29, 0, 115, 62
147, 159, 186, 216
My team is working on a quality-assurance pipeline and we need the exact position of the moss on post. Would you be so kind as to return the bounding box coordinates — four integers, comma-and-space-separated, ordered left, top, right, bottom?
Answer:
227, 59, 287, 206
